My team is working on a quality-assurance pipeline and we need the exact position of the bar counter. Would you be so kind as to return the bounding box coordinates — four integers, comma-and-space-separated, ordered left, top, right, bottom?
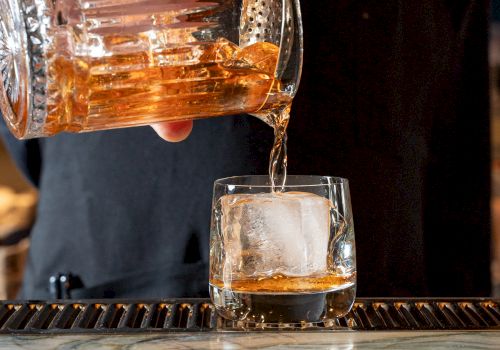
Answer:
0, 298, 497, 349
0, 330, 499, 349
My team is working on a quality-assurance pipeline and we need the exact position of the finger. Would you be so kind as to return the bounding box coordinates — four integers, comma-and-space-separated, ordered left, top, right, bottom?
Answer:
151, 121, 193, 142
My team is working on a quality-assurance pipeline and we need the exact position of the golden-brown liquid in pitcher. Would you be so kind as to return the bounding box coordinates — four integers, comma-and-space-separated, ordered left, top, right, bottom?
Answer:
45, 38, 291, 135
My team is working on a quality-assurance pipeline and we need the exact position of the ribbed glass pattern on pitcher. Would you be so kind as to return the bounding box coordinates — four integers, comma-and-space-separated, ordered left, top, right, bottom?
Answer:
43, 0, 290, 134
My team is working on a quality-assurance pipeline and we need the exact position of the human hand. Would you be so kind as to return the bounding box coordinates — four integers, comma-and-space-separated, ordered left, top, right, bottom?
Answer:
151, 121, 193, 142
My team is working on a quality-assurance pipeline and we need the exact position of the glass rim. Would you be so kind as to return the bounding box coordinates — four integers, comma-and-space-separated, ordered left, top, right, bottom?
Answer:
214, 175, 349, 188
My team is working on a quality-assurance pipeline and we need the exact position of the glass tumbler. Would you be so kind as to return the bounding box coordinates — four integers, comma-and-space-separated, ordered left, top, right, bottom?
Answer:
210, 175, 357, 325
0, 0, 303, 138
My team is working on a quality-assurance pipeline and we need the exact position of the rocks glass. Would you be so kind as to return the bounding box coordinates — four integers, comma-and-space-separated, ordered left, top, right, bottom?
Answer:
209, 175, 356, 325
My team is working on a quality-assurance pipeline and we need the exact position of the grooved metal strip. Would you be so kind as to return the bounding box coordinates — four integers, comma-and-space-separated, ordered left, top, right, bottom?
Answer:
0, 299, 496, 333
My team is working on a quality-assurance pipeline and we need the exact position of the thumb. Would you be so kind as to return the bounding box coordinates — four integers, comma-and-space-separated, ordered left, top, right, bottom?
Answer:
151, 121, 193, 142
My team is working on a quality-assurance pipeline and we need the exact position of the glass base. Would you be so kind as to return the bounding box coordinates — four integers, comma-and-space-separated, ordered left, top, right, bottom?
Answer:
210, 283, 356, 325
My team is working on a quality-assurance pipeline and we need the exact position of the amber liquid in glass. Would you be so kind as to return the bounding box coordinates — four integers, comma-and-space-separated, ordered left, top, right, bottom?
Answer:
210, 273, 356, 323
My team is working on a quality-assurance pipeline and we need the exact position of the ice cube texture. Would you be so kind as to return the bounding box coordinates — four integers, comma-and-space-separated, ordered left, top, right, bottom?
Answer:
220, 191, 331, 278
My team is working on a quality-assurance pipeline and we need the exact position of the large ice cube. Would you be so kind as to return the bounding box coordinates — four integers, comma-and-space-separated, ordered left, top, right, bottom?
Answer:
234, 42, 279, 75
220, 191, 331, 278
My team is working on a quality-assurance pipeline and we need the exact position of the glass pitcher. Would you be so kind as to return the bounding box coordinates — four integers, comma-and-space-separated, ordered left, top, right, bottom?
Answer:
0, 0, 303, 139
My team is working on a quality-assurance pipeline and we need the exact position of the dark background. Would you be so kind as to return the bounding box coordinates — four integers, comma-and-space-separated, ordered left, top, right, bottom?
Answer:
287, 0, 491, 296
493, 0, 500, 21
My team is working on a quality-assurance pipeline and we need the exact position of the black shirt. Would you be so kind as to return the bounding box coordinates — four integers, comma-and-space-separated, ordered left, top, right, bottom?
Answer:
0, 0, 491, 298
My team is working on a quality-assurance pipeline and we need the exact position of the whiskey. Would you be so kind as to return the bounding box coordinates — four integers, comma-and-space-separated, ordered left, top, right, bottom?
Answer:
1, 0, 301, 140
44, 38, 291, 135
210, 273, 356, 323
210, 273, 355, 294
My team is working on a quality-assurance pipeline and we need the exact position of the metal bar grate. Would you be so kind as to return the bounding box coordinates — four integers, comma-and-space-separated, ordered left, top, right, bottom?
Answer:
0, 298, 497, 334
